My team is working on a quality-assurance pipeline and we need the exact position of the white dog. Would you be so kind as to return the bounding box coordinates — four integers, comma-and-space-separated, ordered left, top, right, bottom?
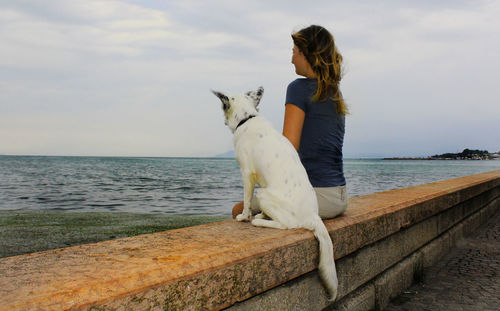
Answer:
212, 87, 338, 301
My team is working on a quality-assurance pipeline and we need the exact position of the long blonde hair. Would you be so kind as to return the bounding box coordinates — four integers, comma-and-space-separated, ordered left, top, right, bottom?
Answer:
292, 25, 348, 115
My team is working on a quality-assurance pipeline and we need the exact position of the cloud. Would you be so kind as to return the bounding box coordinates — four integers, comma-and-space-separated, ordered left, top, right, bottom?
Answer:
0, 0, 499, 157
337, 1, 500, 156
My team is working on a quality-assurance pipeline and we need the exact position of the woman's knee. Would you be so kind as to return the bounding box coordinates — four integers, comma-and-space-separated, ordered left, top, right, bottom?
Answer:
315, 186, 348, 219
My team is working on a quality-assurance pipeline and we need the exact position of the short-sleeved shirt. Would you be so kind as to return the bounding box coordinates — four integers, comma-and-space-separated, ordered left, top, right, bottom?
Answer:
285, 78, 346, 187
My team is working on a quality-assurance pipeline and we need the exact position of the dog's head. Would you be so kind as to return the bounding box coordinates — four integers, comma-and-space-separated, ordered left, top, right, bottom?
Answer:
212, 87, 264, 133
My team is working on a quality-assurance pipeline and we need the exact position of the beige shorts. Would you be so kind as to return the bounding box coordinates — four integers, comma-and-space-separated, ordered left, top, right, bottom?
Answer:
314, 185, 348, 219
249, 185, 348, 219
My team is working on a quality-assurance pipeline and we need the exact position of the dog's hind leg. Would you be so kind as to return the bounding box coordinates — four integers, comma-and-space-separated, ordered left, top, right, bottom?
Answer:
251, 218, 287, 229
254, 212, 267, 219
251, 189, 288, 228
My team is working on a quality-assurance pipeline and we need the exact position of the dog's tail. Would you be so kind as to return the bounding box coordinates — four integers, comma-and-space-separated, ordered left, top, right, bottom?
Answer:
311, 217, 338, 301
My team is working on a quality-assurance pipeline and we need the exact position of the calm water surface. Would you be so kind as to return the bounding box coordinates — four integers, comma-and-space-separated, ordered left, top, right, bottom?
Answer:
1, 156, 499, 215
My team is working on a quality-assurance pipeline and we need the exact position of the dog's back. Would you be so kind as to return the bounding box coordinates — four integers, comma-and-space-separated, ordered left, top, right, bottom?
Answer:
234, 116, 319, 226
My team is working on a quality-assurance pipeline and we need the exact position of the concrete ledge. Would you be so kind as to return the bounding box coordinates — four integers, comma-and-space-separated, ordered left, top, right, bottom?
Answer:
1, 170, 499, 310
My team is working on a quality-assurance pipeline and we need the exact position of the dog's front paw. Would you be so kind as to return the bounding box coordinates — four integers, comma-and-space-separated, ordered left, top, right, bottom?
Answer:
236, 213, 251, 222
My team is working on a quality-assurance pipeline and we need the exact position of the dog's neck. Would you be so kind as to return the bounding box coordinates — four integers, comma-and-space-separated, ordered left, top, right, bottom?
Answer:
236, 115, 256, 130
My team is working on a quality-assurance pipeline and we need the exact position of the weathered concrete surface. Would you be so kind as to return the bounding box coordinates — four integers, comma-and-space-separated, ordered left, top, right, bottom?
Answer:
0, 170, 499, 310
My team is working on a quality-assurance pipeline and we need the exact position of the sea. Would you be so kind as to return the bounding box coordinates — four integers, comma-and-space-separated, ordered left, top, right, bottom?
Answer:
1, 155, 499, 216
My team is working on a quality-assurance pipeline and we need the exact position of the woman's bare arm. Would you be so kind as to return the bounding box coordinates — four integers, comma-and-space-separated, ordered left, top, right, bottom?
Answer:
283, 103, 305, 151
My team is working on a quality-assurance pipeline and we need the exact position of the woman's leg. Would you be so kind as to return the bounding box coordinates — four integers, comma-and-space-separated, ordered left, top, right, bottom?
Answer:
315, 185, 348, 219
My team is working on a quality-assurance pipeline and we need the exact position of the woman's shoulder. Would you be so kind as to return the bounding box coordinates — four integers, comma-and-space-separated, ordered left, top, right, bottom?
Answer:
287, 78, 316, 99
288, 78, 315, 89
286, 78, 316, 110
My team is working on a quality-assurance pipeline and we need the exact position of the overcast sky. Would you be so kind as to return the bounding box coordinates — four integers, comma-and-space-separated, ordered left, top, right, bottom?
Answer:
1, 0, 499, 158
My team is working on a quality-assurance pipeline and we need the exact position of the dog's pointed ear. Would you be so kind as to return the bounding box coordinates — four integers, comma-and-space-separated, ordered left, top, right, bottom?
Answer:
211, 90, 230, 112
246, 86, 264, 108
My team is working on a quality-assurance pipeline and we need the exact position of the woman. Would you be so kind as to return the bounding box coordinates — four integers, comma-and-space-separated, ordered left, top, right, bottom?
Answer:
233, 25, 348, 219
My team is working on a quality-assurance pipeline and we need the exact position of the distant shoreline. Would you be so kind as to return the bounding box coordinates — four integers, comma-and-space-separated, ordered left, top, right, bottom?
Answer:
383, 157, 433, 160
2, 151, 498, 161
384, 148, 499, 161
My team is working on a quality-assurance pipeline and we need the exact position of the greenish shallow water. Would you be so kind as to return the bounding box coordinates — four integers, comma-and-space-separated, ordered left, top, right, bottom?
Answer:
0, 211, 229, 258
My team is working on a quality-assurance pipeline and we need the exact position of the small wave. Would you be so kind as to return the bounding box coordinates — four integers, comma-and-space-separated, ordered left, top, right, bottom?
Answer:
50, 207, 84, 211
131, 187, 148, 191
171, 186, 195, 191
184, 197, 222, 201
87, 203, 125, 207
138, 177, 158, 182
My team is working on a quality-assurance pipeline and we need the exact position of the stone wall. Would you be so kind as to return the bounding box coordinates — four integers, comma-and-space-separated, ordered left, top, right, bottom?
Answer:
1, 170, 499, 311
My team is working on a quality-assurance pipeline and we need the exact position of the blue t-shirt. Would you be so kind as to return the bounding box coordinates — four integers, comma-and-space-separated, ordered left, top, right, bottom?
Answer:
285, 78, 346, 187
